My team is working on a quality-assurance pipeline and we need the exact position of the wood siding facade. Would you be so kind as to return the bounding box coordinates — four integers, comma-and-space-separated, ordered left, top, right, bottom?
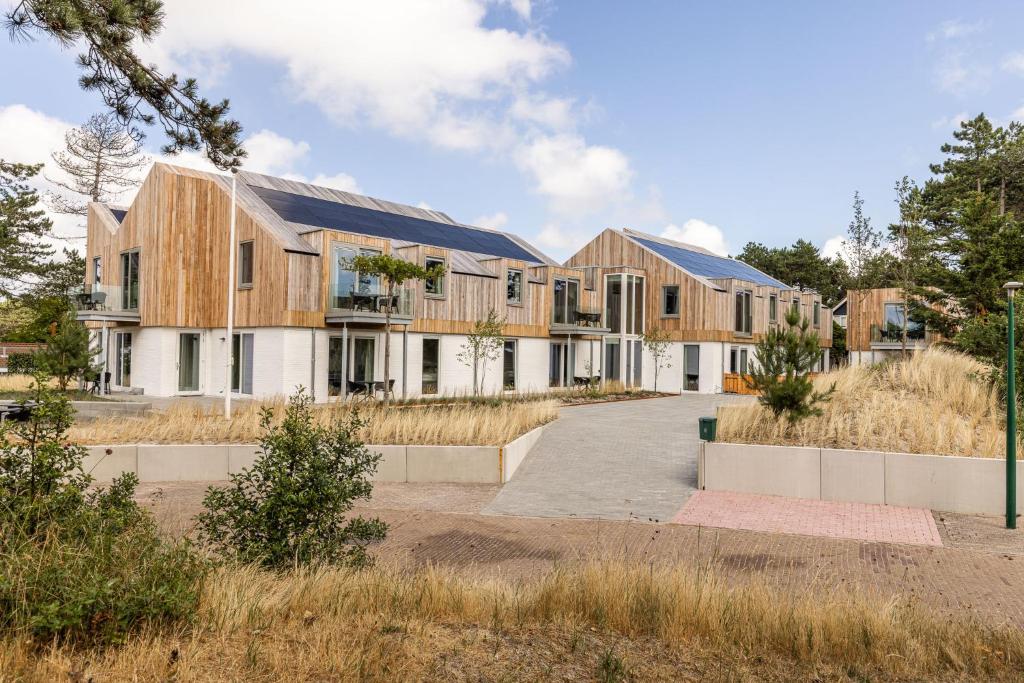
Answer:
845, 288, 942, 352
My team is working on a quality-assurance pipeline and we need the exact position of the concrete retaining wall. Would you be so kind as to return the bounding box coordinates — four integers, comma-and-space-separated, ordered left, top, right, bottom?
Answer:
83, 426, 543, 485
72, 401, 151, 420
700, 442, 1023, 515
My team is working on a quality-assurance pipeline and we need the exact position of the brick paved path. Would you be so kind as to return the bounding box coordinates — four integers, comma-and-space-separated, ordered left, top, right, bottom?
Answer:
674, 490, 943, 546
485, 394, 750, 520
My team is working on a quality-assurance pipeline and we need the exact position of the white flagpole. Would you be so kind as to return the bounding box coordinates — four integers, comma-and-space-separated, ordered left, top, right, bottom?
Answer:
224, 170, 238, 420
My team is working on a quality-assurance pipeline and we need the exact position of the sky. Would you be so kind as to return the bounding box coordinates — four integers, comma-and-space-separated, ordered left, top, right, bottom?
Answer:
3, 1, 1024, 263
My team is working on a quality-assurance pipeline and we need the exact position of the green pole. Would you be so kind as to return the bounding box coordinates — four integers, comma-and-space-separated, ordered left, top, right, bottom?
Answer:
1008, 285, 1019, 529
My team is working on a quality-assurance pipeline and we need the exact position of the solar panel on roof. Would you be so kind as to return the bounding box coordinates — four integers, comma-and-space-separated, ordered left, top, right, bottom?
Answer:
633, 237, 791, 289
250, 185, 539, 262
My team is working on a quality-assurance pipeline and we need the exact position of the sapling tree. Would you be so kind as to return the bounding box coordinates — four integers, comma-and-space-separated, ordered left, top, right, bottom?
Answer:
346, 253, 444, 405
34, 311, 99, 390
198, 388, 387, 569
457, 309, 505, 396
746, 308, 834, 424
641, 327, 672, 392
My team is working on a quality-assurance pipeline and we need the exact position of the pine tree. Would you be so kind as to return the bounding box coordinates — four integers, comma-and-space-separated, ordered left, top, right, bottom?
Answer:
5, 0, 245, 170
0, 161, 53, 299
48, 113, 148, 219
34, 311, 98, 391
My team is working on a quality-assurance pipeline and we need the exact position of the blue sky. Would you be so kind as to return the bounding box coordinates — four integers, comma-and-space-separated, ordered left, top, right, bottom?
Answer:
3, 1, 1024, 261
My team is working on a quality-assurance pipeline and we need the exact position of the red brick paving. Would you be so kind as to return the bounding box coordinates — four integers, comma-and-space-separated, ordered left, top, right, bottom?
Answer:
673, 491, 942, 547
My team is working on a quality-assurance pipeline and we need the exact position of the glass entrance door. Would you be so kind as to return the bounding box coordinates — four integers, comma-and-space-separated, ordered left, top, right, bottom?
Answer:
115, 332, 132, 387
352, 338, 375, 383
549, 342, 574, 387
177, 333, 200, 392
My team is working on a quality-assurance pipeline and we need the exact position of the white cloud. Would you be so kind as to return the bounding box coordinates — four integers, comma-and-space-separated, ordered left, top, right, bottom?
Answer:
532, 223, 589, 258
1002, 52, 1024, 75
821, 235, 845, 260
515, 133, 632, 217
511, 93, 576, 129
931, 111, 969, 130
310, 173, 361, 193
473, 211, 509, 229
242, 129, 311, 176
933, 51, 990, 95
926, 19, 983, 42
496, 0, 533, 21
660, 219, 730, 257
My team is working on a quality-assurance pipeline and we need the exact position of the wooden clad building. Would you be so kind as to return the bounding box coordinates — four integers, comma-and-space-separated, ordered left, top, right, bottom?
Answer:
78, 163, 831, 399
840, 288, 942, 366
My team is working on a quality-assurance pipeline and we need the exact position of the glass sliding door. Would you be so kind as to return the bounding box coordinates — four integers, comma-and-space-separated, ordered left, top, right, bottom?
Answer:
328, 337, 345, 396
683, 345, 699, 392
177, 333, 200, 393
503, 340, 517, 390
231, 333, 254, 394
120, 250, 140, 310
549, 341, 574, 387
115, 332, 132, 387
352, 338, 375, 383
604, 340, 620, 382
421, 338, 439, 394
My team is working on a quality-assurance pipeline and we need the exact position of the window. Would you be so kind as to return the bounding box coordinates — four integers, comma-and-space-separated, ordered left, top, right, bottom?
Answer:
503, 340, 517, 390
684, 345, 699, 391
231, 333, 254, 394
549, 341, 573, 387
734, 290, 752, 334
769, 294, 777, 322
792, 295, 801, 316
331, 244, 381, 307
605, 275, 622, 333
421, 338, 439, 394
238, 241, 254, 288
604, 339, 620, 381
353, 338, 375, 382
507, 268, 523, 305
553, 277, 579, 324
425, 257, 445, 297
115, 332, 132, 387
177, 332, 200, 393
883, 302, 925, 341
662, 285, 680, 316
740, 348, 748, 375
120, 250, 140, 310
729, 347, 737, 373
92, 256, 101, 283
813, 301, 820, 327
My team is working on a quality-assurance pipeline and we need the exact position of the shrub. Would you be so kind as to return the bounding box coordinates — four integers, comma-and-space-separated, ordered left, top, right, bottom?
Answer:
197, 388, 387, 569
5, 352, 34, 374
746, 308, 834, 424
0, 372, 204, 644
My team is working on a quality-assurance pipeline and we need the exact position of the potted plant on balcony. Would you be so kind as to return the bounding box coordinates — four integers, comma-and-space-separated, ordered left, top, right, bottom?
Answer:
346, 254, 444, 406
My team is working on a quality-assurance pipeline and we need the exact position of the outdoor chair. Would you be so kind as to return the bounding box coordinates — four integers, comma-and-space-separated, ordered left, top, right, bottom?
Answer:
347, 380, 372, 400
90, 291, 107, 309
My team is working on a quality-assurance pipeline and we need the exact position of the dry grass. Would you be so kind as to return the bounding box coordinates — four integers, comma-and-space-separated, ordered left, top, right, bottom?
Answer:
69, 399, 559, 446
718, 347, 1017, 457
2, 560, 1021, 681
0, 374, 57, 392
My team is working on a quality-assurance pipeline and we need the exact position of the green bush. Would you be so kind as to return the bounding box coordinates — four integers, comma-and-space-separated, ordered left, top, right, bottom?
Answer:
198, 388, 387, 569
0, 372, 204, 645
5, 352, 35, 374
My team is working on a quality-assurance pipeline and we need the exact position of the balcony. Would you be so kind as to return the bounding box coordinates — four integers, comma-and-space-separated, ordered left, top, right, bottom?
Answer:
326, 286, 415, 325
549, 309, 610, 335
73, 284, 141, 323
870, 323, 928, 349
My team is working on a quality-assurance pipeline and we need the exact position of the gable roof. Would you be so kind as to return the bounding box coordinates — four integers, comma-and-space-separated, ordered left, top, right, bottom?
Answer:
239, 171, 554, 265
622, 229, 792, 289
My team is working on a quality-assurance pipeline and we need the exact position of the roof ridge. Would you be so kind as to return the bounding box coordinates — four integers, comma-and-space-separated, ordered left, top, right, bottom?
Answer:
622, 228, 719, 257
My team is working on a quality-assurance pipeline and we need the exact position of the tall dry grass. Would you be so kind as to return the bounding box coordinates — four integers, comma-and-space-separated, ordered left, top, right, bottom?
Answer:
0, 374, 57, 392
2, 560, 1021, 681
718, 347, 1016, 457
69, 399, 558, 446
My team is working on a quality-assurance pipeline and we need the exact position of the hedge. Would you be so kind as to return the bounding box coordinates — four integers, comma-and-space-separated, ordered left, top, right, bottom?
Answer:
5, 353, 36, 374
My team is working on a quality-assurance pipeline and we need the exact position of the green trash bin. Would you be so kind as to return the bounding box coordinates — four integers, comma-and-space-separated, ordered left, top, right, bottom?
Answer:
698, 416, 717, 442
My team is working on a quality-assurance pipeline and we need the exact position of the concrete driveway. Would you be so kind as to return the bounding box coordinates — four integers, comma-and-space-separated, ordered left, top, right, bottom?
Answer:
484, 393, 752, 521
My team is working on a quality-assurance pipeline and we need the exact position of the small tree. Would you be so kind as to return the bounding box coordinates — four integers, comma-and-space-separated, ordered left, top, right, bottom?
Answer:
641, 327, 672, 392
888, 177, 931, 356
346, 253, 443, 405
457, 309, 505, 395
198, 388, 387, 569
746, 308, 834, 424
34, 311, 98, 391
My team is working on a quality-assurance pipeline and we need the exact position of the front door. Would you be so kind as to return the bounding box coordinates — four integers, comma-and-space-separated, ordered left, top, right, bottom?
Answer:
177, 332, 201, 393
115, 332, 132, 387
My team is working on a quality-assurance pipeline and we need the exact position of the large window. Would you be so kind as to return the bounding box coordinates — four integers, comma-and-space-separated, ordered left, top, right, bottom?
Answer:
662, 285, 680, 316
553, 277, 579, 324
353, 338, 375, 382
421, 338, 439, 394
769, 294, 777, 323
884, 303, 925, 340
328, 337, 344, 397
231, 332, 254, 394
734, 290, 752, 335
238, 241, 254, 289
115, 332, 132, 387
549, 341, 573, 387
503, 340, 517, 390
120, 250, 140, 310
177, 332, 200, 393
92, 256, 101, 284
604, 339, 620, 381
425, 257, 445, 297
507, 268, 523, 305
605, 275, 622, 333
683, 345, 699, 391
331, 244, 381, 306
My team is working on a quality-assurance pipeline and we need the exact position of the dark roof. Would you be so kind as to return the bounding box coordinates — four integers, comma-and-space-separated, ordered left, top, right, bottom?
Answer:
110, 208, 127, 223
631, 236, 791, 289
249, 185, 540, 263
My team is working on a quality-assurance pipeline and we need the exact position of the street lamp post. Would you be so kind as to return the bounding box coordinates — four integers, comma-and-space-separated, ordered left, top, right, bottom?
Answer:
1005, 281, 1022, 529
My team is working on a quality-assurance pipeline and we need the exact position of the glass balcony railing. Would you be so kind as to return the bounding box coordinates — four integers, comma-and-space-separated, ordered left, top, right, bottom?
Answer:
328, 286, 415, 318
551, 309, 604, 327
72, 284, 139, 313
871, 323, 926, 344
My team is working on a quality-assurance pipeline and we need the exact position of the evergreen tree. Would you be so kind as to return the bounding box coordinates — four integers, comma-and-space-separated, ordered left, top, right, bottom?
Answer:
0, 161, 53, 299
6, 0, 245, 170
736, 239, 849, 306
34, 311, 98, 391
888, 177, 933, 354
48, 112, 148, 219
